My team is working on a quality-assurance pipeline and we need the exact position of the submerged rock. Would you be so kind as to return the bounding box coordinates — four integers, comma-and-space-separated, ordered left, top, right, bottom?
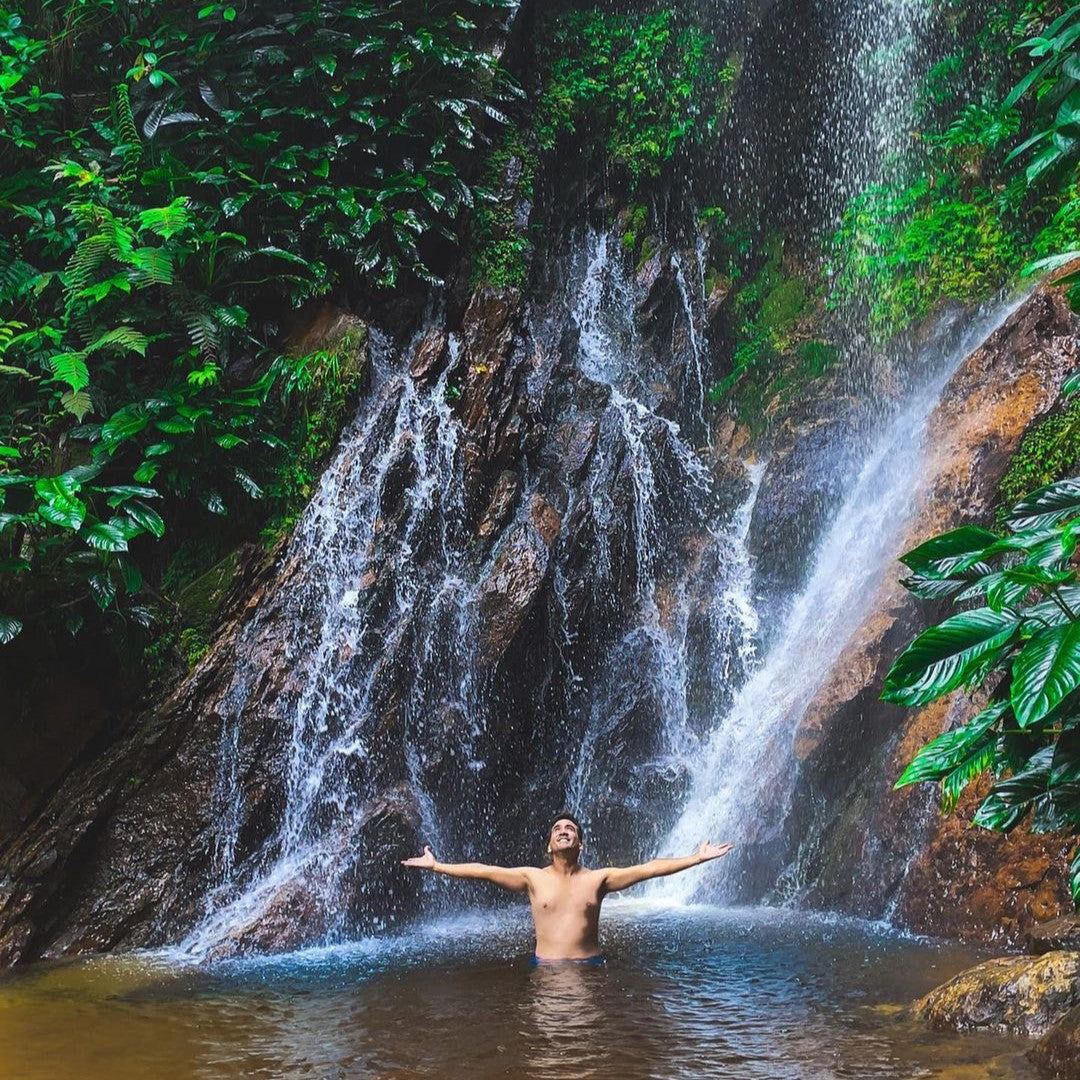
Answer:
914, 952, 1080, 1038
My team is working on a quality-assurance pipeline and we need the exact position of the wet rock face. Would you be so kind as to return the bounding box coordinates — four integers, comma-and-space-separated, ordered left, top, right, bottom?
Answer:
0, 225, 727, 964
787, 283, 1080, 936
914, 952, 1080, 1038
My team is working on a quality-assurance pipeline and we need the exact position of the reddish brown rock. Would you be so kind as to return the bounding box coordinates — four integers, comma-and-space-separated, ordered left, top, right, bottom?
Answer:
409, 328, 448, 386
1029, 916, 1080, 957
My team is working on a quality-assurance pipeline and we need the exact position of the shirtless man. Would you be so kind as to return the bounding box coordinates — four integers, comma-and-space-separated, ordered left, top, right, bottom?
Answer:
402, 813, 734, 961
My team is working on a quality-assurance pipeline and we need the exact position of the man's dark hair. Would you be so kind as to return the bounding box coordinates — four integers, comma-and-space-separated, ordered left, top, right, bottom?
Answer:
548, 812, 584, 843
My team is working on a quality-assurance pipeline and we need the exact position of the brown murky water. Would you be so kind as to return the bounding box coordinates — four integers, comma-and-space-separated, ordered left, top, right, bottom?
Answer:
0, 904, 1035, 1079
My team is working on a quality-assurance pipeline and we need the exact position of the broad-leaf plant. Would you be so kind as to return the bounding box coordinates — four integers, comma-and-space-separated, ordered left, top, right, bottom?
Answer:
888, 475, 1080, 906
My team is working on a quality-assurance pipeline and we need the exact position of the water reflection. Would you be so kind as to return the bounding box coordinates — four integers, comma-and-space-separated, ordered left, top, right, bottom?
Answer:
0, 906, 1037, 1080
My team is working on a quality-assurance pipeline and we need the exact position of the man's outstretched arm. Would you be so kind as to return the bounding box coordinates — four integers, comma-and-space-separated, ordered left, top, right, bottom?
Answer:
401, 845, 532, 893
601, 841, 734, 893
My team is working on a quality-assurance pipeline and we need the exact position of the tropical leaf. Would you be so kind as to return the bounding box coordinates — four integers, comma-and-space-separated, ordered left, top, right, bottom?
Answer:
101, 404, 149, 449
0, 615, 22, 645
116, 555, 143, 594
882, 608, 1020, 706
1007, 478, 1080, 531
123, 500, 166, 538
895, 699, 1008, 788
83, 522, 129, 551
899, 526, 998, 575
1012, 620, 1080, 727
88, 571, 118, 610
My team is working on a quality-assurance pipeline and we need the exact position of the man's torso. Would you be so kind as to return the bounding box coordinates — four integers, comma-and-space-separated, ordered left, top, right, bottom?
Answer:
525, 866, 606, 960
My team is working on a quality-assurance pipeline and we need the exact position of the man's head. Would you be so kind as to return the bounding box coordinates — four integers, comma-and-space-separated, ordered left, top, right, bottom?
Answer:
547, 812, 584, 860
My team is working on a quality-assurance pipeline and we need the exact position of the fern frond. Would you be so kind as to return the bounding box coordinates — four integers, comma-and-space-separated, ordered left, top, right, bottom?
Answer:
184, 310, 221, 360
64, 234, 110, 301
60, 389, 94, 420
112, 83, 142, 177
86, 327, 149, 356
48, 351, 90, 393
129, 246, 175, 287
138, 199, 191, 240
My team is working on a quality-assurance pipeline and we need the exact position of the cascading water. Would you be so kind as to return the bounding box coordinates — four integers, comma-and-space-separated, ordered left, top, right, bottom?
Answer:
651, 297, 1024, 905
564, 233, 761, 835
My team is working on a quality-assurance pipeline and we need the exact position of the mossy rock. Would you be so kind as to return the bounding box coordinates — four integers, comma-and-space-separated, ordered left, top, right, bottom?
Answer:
760, 277, 809, 345
174, 548, 245, 668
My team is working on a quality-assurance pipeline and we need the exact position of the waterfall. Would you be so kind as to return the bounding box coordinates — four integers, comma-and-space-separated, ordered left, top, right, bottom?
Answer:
173, 0, 986, 955
651, 297, 1023, 904
565, 234, 761, 837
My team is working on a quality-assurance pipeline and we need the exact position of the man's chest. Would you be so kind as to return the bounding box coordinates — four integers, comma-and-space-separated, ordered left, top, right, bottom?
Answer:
530, 877, 603, 917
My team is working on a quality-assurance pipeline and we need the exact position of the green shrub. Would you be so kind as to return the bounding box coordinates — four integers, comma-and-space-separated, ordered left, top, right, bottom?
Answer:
535, 8, 736, 182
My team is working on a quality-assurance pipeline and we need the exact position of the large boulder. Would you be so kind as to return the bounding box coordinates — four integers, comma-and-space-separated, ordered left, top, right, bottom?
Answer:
914, 952, 1080, 1038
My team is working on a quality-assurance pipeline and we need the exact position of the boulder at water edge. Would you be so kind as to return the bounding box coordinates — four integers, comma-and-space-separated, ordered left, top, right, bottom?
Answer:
1031, 1002, 1080, 1079
914, 951, 1080, 1038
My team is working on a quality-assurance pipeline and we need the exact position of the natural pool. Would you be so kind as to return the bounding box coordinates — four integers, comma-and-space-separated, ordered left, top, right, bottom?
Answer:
0, 903, 1034, 1079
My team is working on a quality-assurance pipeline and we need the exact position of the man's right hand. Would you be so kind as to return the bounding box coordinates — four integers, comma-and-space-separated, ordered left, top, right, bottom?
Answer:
401, 844, 437, 870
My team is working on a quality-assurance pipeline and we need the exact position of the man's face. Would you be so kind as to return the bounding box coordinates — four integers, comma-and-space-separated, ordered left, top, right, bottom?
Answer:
549, 818, 582, 857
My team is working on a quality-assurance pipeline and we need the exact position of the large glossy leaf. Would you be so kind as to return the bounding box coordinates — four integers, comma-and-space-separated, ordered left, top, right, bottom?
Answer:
882, 608, 1019, 706
1013, 621, 1080, 727
1025, 585, 1080, 629
1070, 845, 1080, 907
900, 701, 1005, 812
1007, 478, 1080, 531
101, 404, 149, 449
899, 526, 998, 575
0, 615, 22, 644
123, 500, 165, 538
83, 522, 129, 552
895, 699, 1008, 788
988, 745, 1055, 811
973, 791, 1025, 832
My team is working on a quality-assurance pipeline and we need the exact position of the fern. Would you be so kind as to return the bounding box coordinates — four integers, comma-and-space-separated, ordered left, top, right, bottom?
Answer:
48, 351, 90, 393
64, 234, 111, 302
138, 199, 192, 240
129, 246, 175, 287
111, 83, 142, 177
60, 389, 94, 420
86, 327, 149, 356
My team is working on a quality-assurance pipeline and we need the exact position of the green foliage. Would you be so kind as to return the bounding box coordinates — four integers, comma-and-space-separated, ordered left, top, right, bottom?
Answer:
0, 0, 514, 644
262, 329, 369, 543
535, 8, 737, 182
829, 0, 1080, 340
888, 477, 1080, 906
999, 393, 1080, 507
470, 128, 538, 290
706, 236, 835, 427
830, 180, 1023, 338
1003, 3, 1080, 185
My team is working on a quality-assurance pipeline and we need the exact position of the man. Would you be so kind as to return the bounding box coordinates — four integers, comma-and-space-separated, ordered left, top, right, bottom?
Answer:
402, 813, 733, 962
